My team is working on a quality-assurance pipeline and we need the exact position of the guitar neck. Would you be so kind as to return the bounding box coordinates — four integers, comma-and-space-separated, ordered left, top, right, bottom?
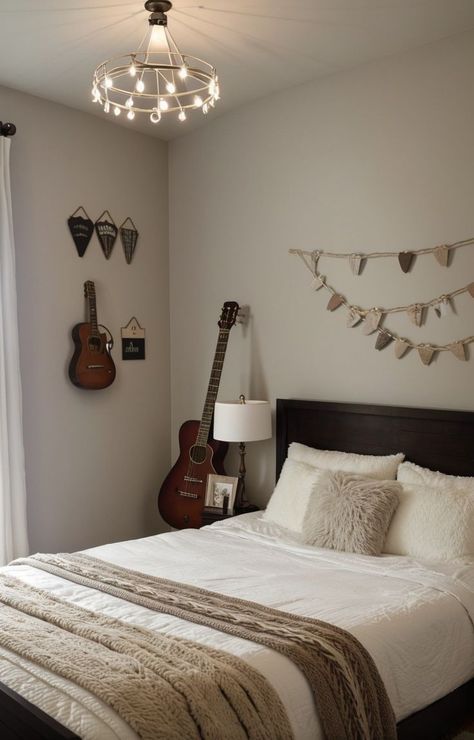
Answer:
87, 287, 99, 337
196, 328, 230, 446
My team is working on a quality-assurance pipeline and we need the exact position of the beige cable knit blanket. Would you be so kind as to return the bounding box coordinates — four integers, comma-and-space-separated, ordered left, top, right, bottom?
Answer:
0, 573, 291, 740
11, 553, 397, 740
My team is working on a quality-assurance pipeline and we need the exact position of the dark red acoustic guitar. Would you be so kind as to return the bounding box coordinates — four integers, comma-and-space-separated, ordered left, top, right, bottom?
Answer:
68, 280, 116, 390
158, 301, 240, 529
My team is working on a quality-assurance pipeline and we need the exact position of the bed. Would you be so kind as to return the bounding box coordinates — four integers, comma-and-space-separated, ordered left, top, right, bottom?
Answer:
0, 398, 473, 739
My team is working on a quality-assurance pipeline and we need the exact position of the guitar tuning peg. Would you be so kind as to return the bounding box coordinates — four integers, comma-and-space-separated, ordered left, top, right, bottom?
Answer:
236, 305, 250, 325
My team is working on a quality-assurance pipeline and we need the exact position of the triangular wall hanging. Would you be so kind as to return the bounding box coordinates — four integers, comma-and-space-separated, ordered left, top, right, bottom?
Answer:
119, 218, 139, 264
95, 210, 118, 259
67, 206, 94, 257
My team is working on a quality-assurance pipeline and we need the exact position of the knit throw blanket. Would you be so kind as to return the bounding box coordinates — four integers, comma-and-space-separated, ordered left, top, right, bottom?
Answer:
11, 553, 397, 740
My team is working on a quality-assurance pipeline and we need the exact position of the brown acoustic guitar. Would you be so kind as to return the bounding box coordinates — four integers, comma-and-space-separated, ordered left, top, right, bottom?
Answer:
158, 301, 240, 529
68, 280, 116, 390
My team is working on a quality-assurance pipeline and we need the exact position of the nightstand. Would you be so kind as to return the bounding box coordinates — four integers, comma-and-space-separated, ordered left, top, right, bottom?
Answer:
201, 504, 259, 527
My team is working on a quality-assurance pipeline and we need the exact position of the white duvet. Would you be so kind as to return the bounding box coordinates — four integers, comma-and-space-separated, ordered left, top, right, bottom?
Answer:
1, 512, 474, 740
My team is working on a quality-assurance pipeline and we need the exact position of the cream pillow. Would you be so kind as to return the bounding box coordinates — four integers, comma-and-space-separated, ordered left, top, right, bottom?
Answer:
303, 471, 400, 556
264, 459, 326, 533
397, 461, 474, 493
288, 442, 404, 480
384, 482, 474, 561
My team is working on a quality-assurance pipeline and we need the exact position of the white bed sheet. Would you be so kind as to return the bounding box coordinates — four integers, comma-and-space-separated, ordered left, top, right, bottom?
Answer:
1, 511, 474, 739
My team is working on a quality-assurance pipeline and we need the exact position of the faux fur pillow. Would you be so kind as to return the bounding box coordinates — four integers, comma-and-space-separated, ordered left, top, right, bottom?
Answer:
384, 483, 474, 561
397, 461, 474, 493
288, 443, 404, 480
303, 471, 401, 556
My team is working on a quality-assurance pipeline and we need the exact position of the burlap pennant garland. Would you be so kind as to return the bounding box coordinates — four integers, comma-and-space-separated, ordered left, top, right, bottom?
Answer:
407, 304, 423, 326
95, 210, 118, 260
347, 309, 362, 327
349, 254, 364, 275
449, 342, 467, 361
68, 206, 94, 258
434, 296, 451, 318
312, 277, 325, 291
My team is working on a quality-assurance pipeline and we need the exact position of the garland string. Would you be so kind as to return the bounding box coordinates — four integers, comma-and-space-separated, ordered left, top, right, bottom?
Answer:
289, 236, 474, 262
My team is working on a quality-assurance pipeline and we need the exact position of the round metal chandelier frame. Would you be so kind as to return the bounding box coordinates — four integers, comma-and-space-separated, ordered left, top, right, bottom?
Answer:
92, 1, 220, 124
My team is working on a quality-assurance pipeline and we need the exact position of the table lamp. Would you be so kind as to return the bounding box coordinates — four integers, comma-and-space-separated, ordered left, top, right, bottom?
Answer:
214, 395, 272, 509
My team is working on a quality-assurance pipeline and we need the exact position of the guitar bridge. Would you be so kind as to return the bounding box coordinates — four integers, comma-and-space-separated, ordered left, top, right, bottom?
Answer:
184, 476, 203, 484
177, 490, 199, 499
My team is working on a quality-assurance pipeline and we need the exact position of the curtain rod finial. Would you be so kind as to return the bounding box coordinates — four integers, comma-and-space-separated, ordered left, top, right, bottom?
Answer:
0, 122, 16, 137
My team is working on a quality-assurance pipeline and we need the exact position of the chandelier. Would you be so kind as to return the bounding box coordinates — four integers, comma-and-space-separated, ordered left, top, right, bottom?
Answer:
92, 0, 220, 124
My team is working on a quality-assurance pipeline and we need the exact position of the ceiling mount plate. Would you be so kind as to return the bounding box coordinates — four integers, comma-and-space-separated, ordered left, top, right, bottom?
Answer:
145, 1, 172, 13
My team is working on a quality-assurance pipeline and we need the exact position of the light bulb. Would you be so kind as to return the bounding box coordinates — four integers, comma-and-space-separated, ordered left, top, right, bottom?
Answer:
193, 95, 203, 108
179, 65, 188, 79
104, 76, 113, 89
129, 62, 137, 77
208, 80, 216, 96
159, 98, 169, 111
202, 103, 209, 115
125, 96, 134, 108
150, 108, 161, 124
166, 82, 176, 94
135, 79, 145, 93
104, 100, 110, 113
114, 106, 121, 116
178, 110, 186, 122
127, 110, 135, 120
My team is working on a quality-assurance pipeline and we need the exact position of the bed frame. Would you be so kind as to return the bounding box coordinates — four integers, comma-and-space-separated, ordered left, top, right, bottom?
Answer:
276, 398, 474, 740
1, 398, 473, 739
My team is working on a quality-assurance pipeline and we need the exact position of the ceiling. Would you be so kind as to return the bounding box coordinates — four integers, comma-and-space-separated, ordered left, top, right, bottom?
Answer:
1, 0, 474, 140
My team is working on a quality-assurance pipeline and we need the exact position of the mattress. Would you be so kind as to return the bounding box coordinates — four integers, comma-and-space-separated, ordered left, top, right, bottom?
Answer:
1, 511, 474, 739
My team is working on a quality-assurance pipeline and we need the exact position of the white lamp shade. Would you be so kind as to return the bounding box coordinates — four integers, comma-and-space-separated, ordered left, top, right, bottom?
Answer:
214, 400, 272, 443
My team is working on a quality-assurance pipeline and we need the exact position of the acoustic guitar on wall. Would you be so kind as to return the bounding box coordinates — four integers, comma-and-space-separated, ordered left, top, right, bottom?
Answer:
68, 280, 116, 390
158, 301, 240, 529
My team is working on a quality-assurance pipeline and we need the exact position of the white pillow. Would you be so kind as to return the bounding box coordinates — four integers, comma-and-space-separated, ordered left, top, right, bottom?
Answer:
397, 461, 474, 493
384, 482, 474, 561
288, 442, 404, 480
264, 458, 325, 533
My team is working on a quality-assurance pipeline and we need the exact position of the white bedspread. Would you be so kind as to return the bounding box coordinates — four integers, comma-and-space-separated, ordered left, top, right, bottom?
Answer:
1, 512, 474, 739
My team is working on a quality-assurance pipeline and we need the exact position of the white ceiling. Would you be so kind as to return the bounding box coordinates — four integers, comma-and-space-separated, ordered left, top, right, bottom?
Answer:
1, 0, 474, 140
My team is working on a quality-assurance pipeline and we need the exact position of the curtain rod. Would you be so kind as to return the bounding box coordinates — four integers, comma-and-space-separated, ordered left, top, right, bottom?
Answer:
0, 122, 16, 137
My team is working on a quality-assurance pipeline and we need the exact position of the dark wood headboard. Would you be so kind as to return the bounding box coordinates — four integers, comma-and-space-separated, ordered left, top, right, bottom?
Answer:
276, 399, 474, 481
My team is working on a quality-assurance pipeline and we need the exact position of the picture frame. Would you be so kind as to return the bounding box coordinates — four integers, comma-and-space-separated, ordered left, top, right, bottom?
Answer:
205, 474, 239, 515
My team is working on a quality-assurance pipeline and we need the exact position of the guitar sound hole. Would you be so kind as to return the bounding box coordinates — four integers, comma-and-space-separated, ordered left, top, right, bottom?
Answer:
189, 445, 207, 464
88, 337, 101, 352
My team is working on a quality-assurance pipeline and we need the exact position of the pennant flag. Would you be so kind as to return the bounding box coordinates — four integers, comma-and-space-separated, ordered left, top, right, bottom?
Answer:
312, 276, 325, 291
449, 342, 466, 361
434, 297, 451, 319
375, 331, 393, 350
362, 309, 382, 335
468, 283, 474, 298
434, 244, 449, 266
120, 218, 139, 264
347, 309, 362, 327
327, 294, 344, 311
95, 210, 118, 260
394, 338, 410, 359
67, 207, 94, 258
349, 254, 364, 275
407, 304, 423, 326
398, 251, 414, 273
418, 346, 435, 366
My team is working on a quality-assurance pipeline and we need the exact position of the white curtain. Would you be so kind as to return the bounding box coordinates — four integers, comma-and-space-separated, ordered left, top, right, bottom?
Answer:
0, 136, 29, 565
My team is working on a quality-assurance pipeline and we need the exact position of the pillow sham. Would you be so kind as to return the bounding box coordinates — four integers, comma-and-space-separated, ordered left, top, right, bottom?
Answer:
264, 460, 400, 555
384, 482, 474, 561
263, 458, 325, 533
303, 471, 400, 556
397, 461, 474, 493
288, 442, 404, 480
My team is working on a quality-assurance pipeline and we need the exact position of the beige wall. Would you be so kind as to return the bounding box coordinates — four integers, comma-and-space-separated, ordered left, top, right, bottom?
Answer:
1, 85, 170, 551
169, 30, 474, 508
